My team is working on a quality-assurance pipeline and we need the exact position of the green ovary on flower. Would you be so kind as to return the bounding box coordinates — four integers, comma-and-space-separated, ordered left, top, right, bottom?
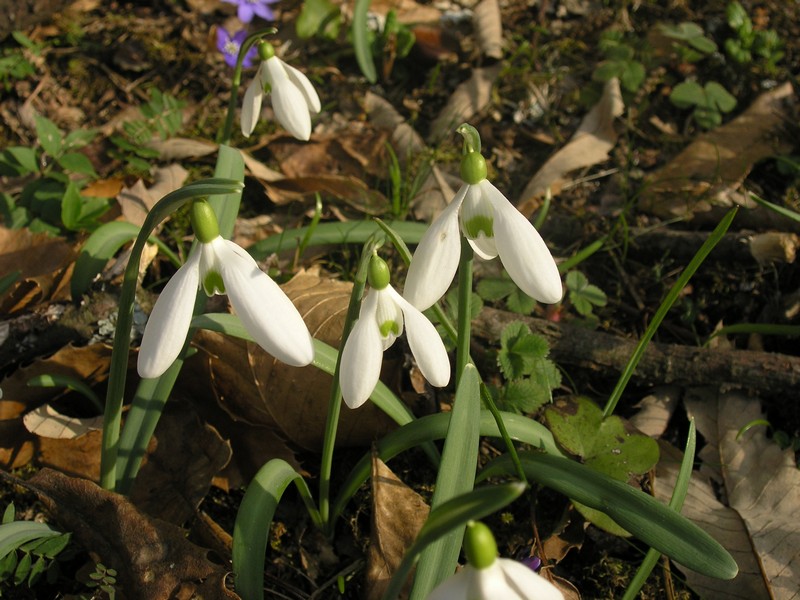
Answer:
190, 200, 220, 244
460, 151, 487, 185
203, 271, 225, 296
464, 521, 499, 570
463, 214, 494, 239
379, 319, 401, 338
368, 254, 391, 290
257, 40, 275, 61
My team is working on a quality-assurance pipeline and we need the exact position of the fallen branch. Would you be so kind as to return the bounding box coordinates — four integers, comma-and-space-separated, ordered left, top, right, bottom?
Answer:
473, 307, 800, 396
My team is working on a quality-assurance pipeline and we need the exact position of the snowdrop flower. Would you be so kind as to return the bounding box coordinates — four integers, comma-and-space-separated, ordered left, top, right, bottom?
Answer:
223, 0, 279, 23
427, 521, 564, 600
340, 254, 450, 409
137, 200, 314, 379
241, 41, 321, 141
404, 124, 562, 311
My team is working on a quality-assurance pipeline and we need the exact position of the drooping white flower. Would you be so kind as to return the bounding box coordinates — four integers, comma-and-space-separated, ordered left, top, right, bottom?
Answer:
404, 125, 562, 312
241, 41, 321, 141
137, 202, 314, 379
427, 521, 564, 600
340, 255, 450, 409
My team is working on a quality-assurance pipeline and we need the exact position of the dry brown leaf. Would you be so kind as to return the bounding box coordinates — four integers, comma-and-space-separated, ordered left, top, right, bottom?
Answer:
366, 455, 430, 600
428, 64, 503, 142
249, 269, 397, 450
117, 164, 189, 227
263, 175, 390, 214
82, 177, 125, 198
656, 440, 770, 599
23, 404, 103, 439
148, 137, 218, 160
541, 509, 586, 564
517, 78, 624, 216
657, 389, 800, 598
640, 82, 795, 220
473, 0, 503, 60
0, 344, 111, 469
628, 385, 680, 439
338, 0, 441, 24
240, 149, 285, 182
0, 227, 76, 313
14, 468, 238, 600
129, 401, 232, 524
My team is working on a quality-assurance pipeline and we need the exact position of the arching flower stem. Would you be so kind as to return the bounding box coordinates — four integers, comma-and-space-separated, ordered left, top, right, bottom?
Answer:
318, 235, 383, 532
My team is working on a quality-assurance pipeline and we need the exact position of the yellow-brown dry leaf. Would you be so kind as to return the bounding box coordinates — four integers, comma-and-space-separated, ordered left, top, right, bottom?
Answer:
0, 227, 76, 312
639, 82, 795, 220
23, 404, 103, 439
0, 344, 112, 469
365, 455, 430, 600
428, 65, 503, 142
249, 269, 398, 450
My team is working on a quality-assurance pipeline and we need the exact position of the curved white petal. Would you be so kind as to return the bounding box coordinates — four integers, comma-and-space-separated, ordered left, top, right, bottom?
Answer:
426, 565, 476, 600
374, 287, 403, 351
390, 288, 450, 388
497, 559, 564, 600
215, 239, 314, 367
284, 62, 321, 114
137, 250, 201, 379
263, 57, 312, 141
340, 291, 384, 409
460, 184, 498, 260
241, 76, 264, 138
467, 234, 497, 260
403, 185, 467, 311
483, 181, 562, 304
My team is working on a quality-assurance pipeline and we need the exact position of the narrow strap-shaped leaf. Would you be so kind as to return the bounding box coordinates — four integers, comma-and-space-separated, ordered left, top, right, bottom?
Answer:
352, 0, 377, 82
232, 460, 319, 600
381, 482, 526, 600
481, 451, 738, 580
409, 365, 481, 599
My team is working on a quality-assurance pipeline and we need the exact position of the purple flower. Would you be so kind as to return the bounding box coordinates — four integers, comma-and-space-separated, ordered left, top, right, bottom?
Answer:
216, 27, 257, 69
223, 0, 279, 23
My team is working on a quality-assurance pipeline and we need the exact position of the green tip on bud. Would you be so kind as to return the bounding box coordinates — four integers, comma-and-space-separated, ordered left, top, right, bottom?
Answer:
456, 123, 481, 154
368, 254, 391, 290
464, 521, 498, 570
190, 200, 220, 244
257, 40, 275, 61
460, 151, 487, 185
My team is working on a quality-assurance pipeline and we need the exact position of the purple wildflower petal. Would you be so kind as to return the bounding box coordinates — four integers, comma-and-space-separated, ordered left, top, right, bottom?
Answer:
252, 3, 275, 20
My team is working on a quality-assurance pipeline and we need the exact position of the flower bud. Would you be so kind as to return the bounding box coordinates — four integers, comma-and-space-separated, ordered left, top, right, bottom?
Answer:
464, 521, 498, 570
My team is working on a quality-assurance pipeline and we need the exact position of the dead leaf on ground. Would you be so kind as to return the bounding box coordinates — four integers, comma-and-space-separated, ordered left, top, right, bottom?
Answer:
628, 385, 681, 439
338, 0, 441, 24
0, 227, 76, 313
473, 0, 503, 60
129, 401, 232, 524
148, 137, 218, 160
250, 269, 398, 450
366, 455, 430, 600
11, 468, 238, 600
656, 388, 800, 599
0, 344, 111, 470
240, 149, 284, 182
640, 82, 795, 220
23, 404, 103, 438
428, 64, 503, 142
263, 174, 390, 215
117, 163, 189, 227
517, 78, 625, 216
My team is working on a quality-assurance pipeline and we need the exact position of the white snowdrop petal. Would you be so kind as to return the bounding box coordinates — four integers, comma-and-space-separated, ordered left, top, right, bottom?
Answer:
390, 288, 450, 388
484, 181, 562, 304
284, 61, 321, 114
497, 559, 564, 600
137, 251, 201, 379
467, 234, 497, 260
340, 291, 384, 409
264, 57, 312, 141
241, 77, 263, 138
216, 239, 314, 367
403, 185, 467, 311
426, 565, 476, 600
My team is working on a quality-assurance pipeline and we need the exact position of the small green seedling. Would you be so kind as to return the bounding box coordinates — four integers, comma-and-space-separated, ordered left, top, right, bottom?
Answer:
477, 271, 536, 315
658, 22, 717, 63
296, 0, 341, 40
565, 270, 607, 318
0, 32, 42, 90
669, 80, 737, 129
724, 1, 783, 71
592, 30, 646, 93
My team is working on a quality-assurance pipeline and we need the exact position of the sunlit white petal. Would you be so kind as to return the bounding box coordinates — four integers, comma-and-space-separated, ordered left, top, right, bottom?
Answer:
483, 181, 562, 304
426, 559, 564, 600
403, 185, 466, 310
241, 74, 264, 137
137, 250, 201, 379
214, 239, 314, 367
374, 287, 404, 350
263, 56, 312, 141
389, 288, 450, 388
340, 291, 384, 408
284, 62, 321, 114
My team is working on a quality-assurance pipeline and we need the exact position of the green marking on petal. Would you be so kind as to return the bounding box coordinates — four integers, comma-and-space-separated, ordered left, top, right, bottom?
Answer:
379, 320, 400, 338
203, 271, 225, 296
464, 215, 494, 239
